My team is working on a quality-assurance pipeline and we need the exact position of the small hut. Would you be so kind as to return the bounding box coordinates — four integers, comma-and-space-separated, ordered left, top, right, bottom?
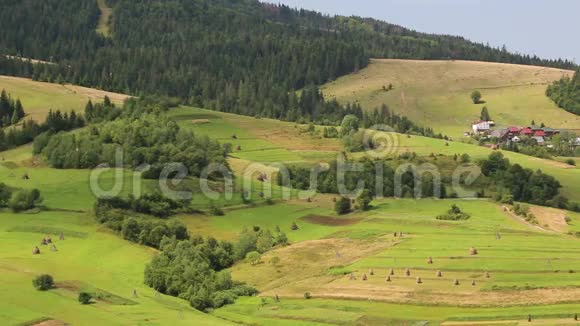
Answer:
32, 246, 40, 255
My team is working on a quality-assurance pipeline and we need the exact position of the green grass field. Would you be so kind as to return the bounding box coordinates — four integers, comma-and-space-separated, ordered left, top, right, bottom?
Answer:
0, 210, 231, 325
3, 79, 580, 325
0, 75, 128, 123
213, 199, 580, 324
321, 59, 580, 137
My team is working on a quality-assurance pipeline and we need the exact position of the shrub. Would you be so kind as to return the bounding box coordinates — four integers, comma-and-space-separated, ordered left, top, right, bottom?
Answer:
210, 205, 225, 216
304, 292, 312, 299
78, 292, 92, 305
33, 274, 54, 291
565, 158, 576, 166
436, 204, 471, 221
9, 189, 42, 212
335, 197, 352, 215
246, 251, 261, 265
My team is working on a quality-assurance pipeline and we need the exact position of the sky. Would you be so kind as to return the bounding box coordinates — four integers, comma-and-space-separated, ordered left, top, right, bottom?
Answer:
264, 0, 579, 62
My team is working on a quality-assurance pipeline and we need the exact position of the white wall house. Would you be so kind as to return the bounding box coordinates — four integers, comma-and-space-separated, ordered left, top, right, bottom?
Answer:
472, 121, 491, 134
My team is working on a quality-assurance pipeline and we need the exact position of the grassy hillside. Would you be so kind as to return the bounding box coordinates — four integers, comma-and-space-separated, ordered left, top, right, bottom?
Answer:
0, 76, 128, 123
0, 210, 231, 325
3, 86, 580, 324
207, 199, 580, 324
322, 59, 580, 136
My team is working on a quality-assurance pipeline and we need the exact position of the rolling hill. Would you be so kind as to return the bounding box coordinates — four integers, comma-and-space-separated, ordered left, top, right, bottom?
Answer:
0, 76, 129, 123
322, 59, 580, 137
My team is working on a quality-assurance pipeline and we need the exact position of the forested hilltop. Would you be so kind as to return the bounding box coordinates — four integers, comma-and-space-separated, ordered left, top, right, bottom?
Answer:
0, 0, 575, 122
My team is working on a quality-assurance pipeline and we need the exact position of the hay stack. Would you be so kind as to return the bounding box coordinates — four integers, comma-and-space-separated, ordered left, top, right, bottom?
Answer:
59, 233, 65, 240
427, 257, 433, 264
454, 279, 460, 286
362, 274, 368, 281
46, 236, 52, 244
291, 222, 299, 231
349, 273, 356, 281
485, 271, 491, 278
50, 244, 57, 252
386, 275, 391, 282
416, 277, 423, 284
405, 268, 411, 277
41, 238, 48, 245
436, 270, 443, 277
469, 247, 478, 255
32, 246, 40, 255
471, 280, 476, 286
389, 268, 395, 276
369, 269, 374, 276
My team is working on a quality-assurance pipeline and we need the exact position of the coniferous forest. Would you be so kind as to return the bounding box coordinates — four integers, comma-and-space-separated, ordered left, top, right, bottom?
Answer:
547, 69, 580, 115
0, 0, 576, 124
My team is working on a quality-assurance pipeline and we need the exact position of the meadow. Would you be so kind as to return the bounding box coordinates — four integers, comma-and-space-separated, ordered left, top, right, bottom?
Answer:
0, 76, 128, 123
2, 79, 580, 325
321, 59, 580, 137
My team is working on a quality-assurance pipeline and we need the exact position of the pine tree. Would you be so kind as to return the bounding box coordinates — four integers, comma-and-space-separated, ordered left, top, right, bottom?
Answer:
480, 106, 492, 121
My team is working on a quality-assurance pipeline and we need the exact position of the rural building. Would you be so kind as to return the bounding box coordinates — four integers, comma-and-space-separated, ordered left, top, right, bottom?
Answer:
507, 126, 521, 136
490, 129, 508, 140
534, 130, 546, 137
520, 127, 533, 136
532, 136, 545, 145
472, 121, 491, 134
511, 136, 521, 143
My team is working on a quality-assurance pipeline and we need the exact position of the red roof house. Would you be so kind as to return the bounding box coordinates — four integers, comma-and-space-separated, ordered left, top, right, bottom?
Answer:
534, 130, 546, 137
507, 127, 521, 134
520, 127, 533, 136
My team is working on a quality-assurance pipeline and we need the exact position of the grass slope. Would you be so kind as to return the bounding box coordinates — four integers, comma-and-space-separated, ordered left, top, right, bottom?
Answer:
322, 59, 580, 136
0, 210, 231, 325
213, 199, 580, 324
0, 76, 128, 123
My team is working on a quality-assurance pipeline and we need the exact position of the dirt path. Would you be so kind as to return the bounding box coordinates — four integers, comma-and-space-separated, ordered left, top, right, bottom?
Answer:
502, 206, 554, 234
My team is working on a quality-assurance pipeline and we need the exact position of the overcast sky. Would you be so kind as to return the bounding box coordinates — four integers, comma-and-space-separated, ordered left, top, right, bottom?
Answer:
265, 0, 579, 62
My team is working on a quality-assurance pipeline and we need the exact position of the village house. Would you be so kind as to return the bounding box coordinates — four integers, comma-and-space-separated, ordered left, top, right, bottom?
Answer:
490, 129, 508, 140
532, 136, 545, 146
472, 121, 491, 134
